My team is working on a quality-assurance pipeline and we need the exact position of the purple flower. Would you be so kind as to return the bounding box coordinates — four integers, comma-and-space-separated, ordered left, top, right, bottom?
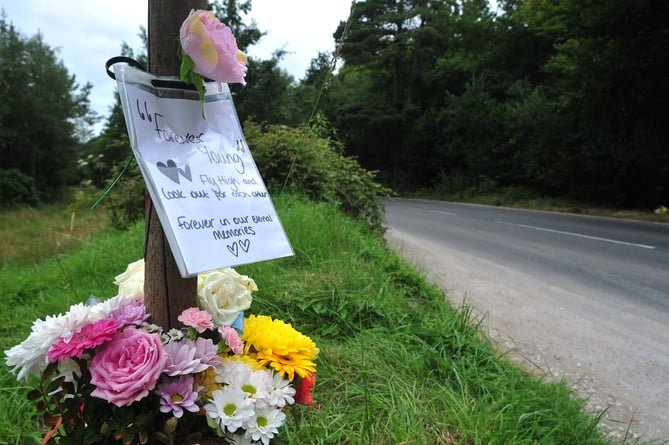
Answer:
156, 375, 202, 418
110, 300, 149, 327
164, 337, 222, 376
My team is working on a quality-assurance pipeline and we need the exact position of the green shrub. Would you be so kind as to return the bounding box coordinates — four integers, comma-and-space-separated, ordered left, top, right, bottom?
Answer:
245, 121, 392, 232
0, 169, 40, 208
100, 122, 391, 232
99, 158, 146, 230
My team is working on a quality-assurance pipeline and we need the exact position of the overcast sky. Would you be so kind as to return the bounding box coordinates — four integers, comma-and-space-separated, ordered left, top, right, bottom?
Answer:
0, 0, 353, 134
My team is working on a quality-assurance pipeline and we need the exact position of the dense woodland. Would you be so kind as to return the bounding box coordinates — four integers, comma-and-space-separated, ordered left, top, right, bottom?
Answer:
1, 0, 667, 211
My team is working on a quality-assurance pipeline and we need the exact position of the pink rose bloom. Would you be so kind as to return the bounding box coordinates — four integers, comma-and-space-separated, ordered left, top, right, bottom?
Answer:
218, 326, 244, 355
89, 328, 167, 407
47, 318, 120, 362
180, 9, 247, 86
178, 307, 214, 333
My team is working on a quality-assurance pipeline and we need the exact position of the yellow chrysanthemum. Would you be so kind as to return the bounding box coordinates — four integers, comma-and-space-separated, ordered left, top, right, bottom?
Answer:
199, 366, 223, 398
241, 315, 319, 381
222, 353, 265, 371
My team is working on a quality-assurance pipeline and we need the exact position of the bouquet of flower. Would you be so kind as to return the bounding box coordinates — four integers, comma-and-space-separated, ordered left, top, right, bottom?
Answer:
4, 260, 319, 445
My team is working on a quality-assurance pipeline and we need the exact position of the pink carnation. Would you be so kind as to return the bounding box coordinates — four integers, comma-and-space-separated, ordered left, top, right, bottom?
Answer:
178, 307, 214, 333
47, 318, 120, 362
219, 326, 244, 355
89, 328, 167, 407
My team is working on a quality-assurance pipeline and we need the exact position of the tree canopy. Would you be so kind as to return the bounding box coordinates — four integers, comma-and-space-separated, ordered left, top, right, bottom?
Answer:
318, 0, 669, 207
7, 0, 665, 210
0, 15, 97, 202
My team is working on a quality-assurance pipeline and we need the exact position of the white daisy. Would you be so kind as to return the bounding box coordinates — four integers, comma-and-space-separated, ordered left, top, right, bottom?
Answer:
205, 386, 255, 433
265, 371, 296, 407
142, 323, 163, 335
215, 358, 254, 385
244, 405, 285, 445
239, 368, 272, 404
165, 328, 184, 342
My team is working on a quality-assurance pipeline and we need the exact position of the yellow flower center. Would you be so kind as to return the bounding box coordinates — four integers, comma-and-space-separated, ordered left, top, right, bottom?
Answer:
241, 384, 256, 395
223, 403, 237, 416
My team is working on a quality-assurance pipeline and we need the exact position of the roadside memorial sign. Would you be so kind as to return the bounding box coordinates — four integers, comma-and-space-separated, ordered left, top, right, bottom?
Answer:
114, 63, 293, 277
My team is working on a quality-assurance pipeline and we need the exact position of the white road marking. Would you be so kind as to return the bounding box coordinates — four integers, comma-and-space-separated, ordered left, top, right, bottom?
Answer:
496, 221, 656, 249
429, 210, 456, 216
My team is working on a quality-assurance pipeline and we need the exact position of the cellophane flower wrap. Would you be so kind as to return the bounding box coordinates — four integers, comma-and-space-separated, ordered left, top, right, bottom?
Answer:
4, 259, 319, 445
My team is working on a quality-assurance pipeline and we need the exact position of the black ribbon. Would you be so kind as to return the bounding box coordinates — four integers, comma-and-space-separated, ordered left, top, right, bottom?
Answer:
105, 56, 197, 91
105, 56, 147, 79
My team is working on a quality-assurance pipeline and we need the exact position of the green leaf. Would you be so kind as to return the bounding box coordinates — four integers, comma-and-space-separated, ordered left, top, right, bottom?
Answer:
179, 55, 195, 81
155, 432, 170, 445
164, 416, 178, 434
27, 388, 42, 401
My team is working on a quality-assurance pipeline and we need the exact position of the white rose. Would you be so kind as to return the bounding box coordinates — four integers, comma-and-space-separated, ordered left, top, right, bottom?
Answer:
197, 268, 256, 326
114, 258, 145, 297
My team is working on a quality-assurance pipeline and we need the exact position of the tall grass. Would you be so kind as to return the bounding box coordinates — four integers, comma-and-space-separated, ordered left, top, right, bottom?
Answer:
0, 194, 641, 444
0, 203, 108, 266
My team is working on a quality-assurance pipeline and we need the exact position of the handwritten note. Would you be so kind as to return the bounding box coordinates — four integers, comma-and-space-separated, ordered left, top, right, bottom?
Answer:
114, 65, 293, 277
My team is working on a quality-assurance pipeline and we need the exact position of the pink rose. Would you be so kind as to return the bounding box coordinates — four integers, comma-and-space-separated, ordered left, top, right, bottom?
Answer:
180, 9, 247, 85
178, 307, 214, 333
89, 328, 167, 407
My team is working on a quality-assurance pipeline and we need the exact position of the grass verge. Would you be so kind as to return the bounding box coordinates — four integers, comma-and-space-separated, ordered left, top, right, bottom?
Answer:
0, 202, 109, 266
0, 194, 644, 444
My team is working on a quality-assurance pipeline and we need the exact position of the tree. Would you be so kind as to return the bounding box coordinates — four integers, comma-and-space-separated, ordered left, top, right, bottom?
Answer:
0, 15, 97, 201
232, 52, 309, 126
522, 0, 669, 205
327, 0, 439, 183
210, 0, 264, 51
327, 0, 507, 188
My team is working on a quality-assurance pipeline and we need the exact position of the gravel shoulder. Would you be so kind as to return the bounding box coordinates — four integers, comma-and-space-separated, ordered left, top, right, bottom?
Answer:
385, 227, 669, 443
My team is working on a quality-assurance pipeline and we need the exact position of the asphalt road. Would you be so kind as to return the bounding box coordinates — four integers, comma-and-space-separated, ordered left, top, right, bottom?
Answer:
383, 198, 669, 440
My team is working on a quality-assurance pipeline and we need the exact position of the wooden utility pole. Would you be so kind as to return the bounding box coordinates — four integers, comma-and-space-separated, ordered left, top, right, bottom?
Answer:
145, 0, 206, 328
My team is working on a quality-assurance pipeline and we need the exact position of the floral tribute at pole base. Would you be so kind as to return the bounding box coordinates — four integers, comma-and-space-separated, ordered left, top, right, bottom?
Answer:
3, 10, 318, 445
4, 259, 319, 445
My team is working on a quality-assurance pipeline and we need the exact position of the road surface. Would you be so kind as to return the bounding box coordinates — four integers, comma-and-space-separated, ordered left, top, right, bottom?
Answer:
383, 198, 669, 442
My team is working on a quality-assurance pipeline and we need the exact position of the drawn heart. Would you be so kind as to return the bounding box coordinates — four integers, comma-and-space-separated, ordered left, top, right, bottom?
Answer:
239, 239, 250, 253
156, 159, 192, 184
227, 242, 239, 257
